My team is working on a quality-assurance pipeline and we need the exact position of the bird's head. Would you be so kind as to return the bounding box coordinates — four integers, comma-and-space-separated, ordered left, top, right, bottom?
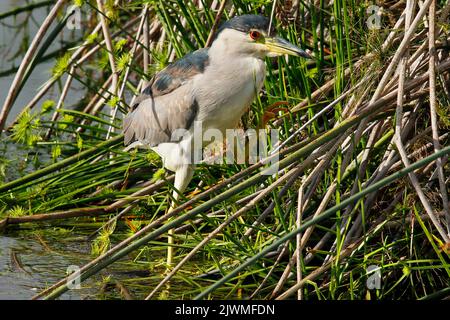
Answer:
212, 14, 311, 60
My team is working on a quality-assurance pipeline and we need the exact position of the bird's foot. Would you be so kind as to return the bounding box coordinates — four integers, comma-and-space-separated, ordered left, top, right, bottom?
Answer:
261, 101, 290, 127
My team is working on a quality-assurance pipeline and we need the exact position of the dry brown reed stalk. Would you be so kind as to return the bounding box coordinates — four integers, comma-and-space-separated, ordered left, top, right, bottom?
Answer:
0, 176, 172, 230
1, 0, 448, 300
393, 0, 449, 242
0, 0, 68, 132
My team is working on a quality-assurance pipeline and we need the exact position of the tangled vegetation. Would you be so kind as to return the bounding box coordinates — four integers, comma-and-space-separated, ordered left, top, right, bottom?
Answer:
0, 0, 449, 300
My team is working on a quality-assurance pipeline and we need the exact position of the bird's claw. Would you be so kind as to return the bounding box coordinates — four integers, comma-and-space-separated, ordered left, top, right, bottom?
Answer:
261, 101, 290, 126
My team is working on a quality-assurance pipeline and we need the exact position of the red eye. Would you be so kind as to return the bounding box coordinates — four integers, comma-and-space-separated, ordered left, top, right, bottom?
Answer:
250, 30, 261, 40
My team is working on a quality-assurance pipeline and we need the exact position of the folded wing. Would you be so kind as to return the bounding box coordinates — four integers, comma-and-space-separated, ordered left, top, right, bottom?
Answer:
123, 48, 209, 147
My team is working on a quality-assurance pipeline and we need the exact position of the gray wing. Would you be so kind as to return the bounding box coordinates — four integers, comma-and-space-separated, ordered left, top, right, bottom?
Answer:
123, 48, 209, 147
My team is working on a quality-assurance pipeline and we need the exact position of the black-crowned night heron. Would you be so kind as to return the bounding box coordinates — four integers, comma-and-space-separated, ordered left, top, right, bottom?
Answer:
123, 14, 311, 265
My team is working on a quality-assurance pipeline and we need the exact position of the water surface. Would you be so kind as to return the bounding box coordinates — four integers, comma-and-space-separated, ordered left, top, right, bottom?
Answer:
0, 1, 107, 299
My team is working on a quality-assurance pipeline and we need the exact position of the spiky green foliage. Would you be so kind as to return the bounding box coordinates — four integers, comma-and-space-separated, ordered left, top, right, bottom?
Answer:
0, 0, 449, 301
11, 111, 42, 146
52, 52, 72, 79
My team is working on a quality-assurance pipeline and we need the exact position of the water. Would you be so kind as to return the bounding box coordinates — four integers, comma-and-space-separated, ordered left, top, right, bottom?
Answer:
0, 1, 106, 299
0, 227, 154, 300
0, 0, 84, 124
0, 0, 53, 124
0, 230, 91, 299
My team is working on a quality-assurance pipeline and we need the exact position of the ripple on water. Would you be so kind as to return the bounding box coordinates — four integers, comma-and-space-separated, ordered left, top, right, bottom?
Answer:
0, 233, 94, 300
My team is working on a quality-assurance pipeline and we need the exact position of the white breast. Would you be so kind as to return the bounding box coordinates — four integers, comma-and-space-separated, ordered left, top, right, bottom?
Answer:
193, 56, 265, 133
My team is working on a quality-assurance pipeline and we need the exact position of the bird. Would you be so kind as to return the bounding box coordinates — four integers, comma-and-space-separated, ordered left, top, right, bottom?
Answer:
123, 14, 311, 265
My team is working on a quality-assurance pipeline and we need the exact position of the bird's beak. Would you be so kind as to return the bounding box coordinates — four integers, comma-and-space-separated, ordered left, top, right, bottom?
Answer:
264, 36, 311, 58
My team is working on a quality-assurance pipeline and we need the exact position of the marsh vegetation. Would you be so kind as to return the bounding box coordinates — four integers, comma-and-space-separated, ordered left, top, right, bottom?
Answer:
0, 0, 449, 300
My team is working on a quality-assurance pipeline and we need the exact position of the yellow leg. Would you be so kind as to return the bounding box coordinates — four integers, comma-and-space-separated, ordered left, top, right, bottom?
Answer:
162, 208, 175, 299
166, 205, 175, 267
167, 227, 174, 266
165, 165, 194, 267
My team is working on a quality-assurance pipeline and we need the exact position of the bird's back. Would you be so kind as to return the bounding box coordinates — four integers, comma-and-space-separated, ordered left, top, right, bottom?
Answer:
123, 48, 209, 147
